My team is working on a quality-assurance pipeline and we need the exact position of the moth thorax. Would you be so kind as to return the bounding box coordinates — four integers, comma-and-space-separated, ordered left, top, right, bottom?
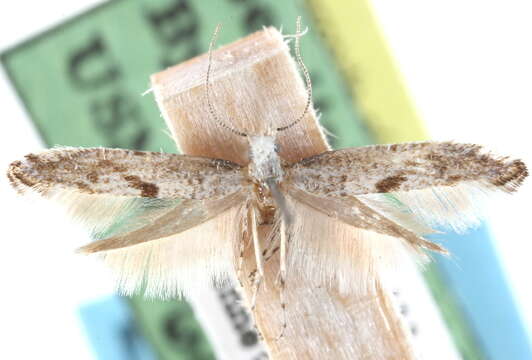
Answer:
248, 135, 283, 182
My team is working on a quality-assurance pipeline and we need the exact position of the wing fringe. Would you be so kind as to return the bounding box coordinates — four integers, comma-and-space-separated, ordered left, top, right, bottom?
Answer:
96, 203, 246, 298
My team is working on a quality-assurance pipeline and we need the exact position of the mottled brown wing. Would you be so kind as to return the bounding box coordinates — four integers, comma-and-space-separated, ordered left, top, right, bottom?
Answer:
287, 141, 527, 232
8, 147, 244, 199
288, 142, 526, 196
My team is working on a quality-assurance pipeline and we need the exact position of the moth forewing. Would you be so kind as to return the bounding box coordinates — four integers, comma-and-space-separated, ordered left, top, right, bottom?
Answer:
289, 142, 527, 196
8, 147, 245, 200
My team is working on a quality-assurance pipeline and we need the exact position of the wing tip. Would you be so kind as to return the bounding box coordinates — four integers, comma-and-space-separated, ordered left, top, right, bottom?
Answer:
421, 239, 449, 255
76, 239, 111, 254
7, 155, 57, 196
494, 159, 528, 192
76, 244, 97, 255
7, 159, 33, 194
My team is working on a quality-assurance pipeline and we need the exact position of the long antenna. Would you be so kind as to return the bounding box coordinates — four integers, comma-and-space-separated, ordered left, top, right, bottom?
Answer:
277, 16, 313, 132
206, 24, 248, 137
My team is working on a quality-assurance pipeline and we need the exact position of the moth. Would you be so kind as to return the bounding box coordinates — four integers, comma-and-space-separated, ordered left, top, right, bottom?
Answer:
6, 17, 528, 313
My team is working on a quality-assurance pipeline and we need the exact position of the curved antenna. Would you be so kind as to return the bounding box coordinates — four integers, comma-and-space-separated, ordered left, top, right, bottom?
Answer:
205, 24, 248, 137
277, 16, 313, 132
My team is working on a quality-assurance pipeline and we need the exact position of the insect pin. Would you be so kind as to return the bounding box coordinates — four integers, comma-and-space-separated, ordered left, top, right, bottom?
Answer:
6, 17, 528, 341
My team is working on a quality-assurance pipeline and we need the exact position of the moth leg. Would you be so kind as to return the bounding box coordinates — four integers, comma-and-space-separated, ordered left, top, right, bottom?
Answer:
261, 221, 280, 264
276, 219, 288, 340
237, 203, 249, 281
237, 238, 246, 281
250, 205, 264, 310
263, 245, 280, 264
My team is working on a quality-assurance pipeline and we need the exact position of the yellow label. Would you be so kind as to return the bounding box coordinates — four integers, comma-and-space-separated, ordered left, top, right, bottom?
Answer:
307, 0, 427, 143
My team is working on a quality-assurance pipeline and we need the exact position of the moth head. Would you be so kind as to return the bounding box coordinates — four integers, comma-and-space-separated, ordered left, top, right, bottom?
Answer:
248, 135, 283, 182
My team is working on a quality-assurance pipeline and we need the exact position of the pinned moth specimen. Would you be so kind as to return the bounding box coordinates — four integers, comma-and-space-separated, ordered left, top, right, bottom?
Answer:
6, 17, 528, 319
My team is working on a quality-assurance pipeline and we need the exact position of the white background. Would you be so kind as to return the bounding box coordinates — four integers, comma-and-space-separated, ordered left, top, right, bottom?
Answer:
0, 1, 531, 358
